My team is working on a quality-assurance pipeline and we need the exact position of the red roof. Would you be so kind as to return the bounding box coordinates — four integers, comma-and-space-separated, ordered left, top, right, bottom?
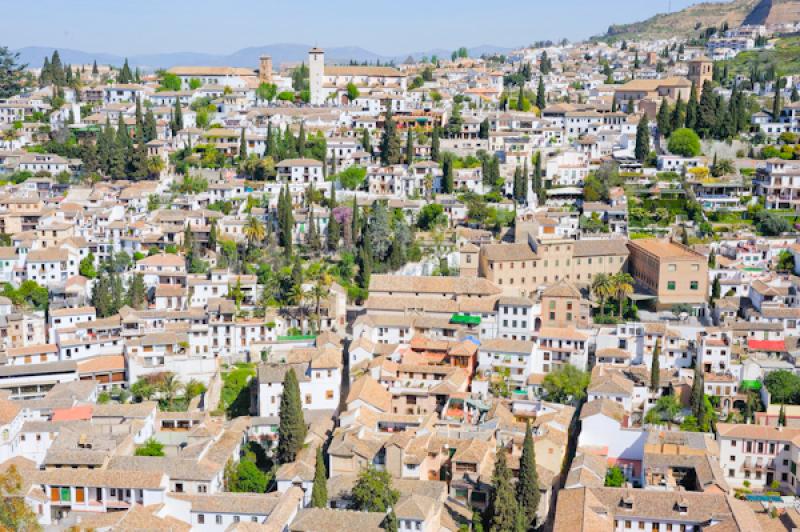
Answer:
748, 339, 786, 352
51, 405, 93, 421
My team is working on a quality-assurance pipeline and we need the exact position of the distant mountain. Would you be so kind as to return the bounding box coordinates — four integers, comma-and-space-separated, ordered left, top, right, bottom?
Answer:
14, 43, 516, 71
595, 0, 766, 41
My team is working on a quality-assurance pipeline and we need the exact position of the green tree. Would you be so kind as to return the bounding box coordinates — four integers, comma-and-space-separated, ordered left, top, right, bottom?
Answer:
517, 423, 540, 529
765, 370, 800, 405
405, 129, 414, 164
256, 82, 277, 104
229, 459, 268, 493
668, 128, 701, 157
380, 109, 402, 165
635, 114, 650, 162
0, 47, 26, 99
416, 203, 447, 230
336, 166, 367, 190
605, 466, 625, 487
685, 83, 698, 130
442, 155, 454, 194
773, 78, 784, 120
127, 272, 147, 309
430, 127, 440, 162
135, 438, 165, 457
277, 368, 306, 463
488, 449, 518, 532
346, 82, 360, 102
690, 366, 705, 420
779, 403, 787, 427
657, 98, 672, 138
79, 252, 97, 279
611, 272, 634, 319
352, 466, 399, 512
171, 97, 183, 135
543, 365, 589, 403
311, 446, 328, 508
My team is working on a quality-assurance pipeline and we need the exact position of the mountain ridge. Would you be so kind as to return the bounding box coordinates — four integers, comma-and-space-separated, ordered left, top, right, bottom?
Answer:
13, 44, 514, 71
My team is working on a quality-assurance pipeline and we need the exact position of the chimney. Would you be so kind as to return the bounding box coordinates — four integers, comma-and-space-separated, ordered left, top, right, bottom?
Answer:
259, 55, 273, 84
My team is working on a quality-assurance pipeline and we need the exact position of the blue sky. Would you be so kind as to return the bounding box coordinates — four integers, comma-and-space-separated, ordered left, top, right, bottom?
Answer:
2, 0, 727, 55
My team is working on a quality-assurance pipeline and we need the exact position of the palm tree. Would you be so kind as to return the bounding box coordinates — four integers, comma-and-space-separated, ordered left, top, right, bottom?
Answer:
157, 372, 184, 410
184, 379, 207, 401
146, 156, 165, 177
244, 216, 266, 249
308, 272, 332, 332
591, 273, 613, 317
611, 272, 635, 319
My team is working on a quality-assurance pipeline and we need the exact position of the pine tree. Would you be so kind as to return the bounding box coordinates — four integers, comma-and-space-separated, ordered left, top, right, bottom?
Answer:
430, 127, 440, 162
50, 50, 65, 86
489, 449, 518, 532
657, 99, 672, 138
310, 446, 328, 508
517, 423, 540, 529
650, 340, 660, 392
405, 129, 414, 165
634, 114, 650, 162
277, 368, 307, 463
127, 273, 147, 309
536, 77, 546, 110
239, 129, 247, 161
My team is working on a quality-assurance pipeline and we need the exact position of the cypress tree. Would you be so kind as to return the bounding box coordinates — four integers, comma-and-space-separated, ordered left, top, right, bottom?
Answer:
110, 116, 128, 179
690, 366, 705, 421
650, 340, 660, 392
634, 114, 650, 162
442, 155, 454, 194
130, 99, 148, 178
405, 129, 414, 165
266, 123, 277, 158
239, 129, 247, 161
380, 109, 401, 165
516, 84, 525, 111
685, 83, 698, 130
50, 50, 65, 86
351, 196, 359, 246
657, 99, 672, 138
792, 86, 799, 103
522, 159, 529, 200
310, 446, 328, 508
430, 127, 440, 162
357, 238, 372, 290
517, 423, 540, 529
361, 127, 372, 155
513, 166, 523, 203
172, 98, 183, 135
479, 118, 490, 139
208, 220, 217, 252
144, 108, 157, 142
711, 275, 721, 302
297, 121, 306, 158
40, 57, 51, 86
779, 404, 787, 427
127, 272, 147, 309
536, 77, 546, 109
92, 60, 98, 75
489, 449, 518, 532
671, 94, 685, 133
119, 58, 133, 84
307, 206, 321, 253
277, 368, 307, 463
697, 81, 718, 137
326, 188, 340, 252
773, 78, 784, 120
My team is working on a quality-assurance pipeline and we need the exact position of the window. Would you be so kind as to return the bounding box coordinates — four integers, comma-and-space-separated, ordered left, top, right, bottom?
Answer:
326, 390, 334, 400
305, 394, 312, 404
234, 516, 240, 523
668, 264, 676, 272
667, 281, 676, 290
198, 515, 205, 524
690, 281, 699, 290
216, 515, 223, 525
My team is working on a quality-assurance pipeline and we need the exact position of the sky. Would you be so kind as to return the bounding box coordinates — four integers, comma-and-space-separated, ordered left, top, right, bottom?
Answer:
1, 0, 729, 56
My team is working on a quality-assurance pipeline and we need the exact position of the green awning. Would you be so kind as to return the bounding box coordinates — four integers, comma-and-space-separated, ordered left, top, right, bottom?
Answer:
277, 334, 316, 342
451, 314, 481, 325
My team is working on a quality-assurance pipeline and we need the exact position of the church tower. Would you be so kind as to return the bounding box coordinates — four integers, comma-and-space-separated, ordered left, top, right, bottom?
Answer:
309, 47, 325, 105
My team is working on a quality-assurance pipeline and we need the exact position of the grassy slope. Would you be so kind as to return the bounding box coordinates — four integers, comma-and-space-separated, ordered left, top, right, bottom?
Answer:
725, 37, 800, 76
596, 0, 759, 41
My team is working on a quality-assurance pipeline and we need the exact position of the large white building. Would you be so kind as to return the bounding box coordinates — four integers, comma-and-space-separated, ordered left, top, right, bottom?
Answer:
308, 48, 407, 106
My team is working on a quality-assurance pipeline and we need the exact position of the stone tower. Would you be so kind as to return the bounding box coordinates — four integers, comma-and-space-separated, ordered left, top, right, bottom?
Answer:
308, 47, 325, 105
259, 55, 273, 84
687, 57, 712, 97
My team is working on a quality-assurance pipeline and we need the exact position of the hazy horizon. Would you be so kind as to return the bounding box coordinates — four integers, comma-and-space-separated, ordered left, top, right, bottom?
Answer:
2, 0, 730, 57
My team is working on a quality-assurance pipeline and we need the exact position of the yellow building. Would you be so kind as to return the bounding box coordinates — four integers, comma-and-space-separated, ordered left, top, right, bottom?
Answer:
626, 239, 708, 310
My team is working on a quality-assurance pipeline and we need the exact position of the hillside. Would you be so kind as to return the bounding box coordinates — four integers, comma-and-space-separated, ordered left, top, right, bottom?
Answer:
724, 36, 800, 76
597, 0, 800, 42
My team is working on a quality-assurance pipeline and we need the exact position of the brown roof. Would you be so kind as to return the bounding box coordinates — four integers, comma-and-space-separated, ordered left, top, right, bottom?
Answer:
346, 375, 392, 413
